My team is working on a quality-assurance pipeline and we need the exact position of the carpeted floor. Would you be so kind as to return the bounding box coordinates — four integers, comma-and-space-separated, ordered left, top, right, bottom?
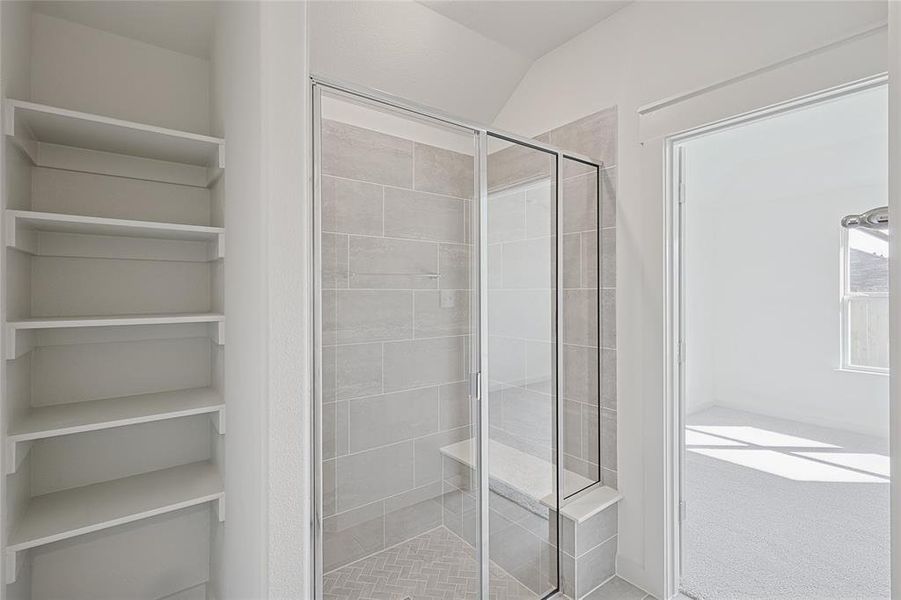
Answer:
680, 407, 890, 600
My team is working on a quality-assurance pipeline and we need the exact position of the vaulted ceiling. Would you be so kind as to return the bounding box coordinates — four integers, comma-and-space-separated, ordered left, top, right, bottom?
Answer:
31, 0, 632, 124
310, 1, 631, 123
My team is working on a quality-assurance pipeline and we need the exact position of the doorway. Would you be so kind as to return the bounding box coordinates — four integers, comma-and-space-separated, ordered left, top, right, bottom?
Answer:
673, 81, 890, 599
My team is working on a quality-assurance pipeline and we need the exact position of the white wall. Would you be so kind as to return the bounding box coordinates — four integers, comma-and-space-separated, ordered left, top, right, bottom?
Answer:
683, 85, 889, 437
30, 13, 210, 134
492, 2, 888, 595
212, 2, 309, 598
212, 4, 266, 598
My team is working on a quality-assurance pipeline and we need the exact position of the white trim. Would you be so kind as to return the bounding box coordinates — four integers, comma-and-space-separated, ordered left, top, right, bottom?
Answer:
638, 19, 887, 116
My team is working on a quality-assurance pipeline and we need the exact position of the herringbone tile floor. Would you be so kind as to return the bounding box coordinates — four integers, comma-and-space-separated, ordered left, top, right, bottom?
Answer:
323, 526, 539, 600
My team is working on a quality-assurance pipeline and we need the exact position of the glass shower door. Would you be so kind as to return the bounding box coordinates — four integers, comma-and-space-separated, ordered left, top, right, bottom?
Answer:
482, 135, 560, 598
314, 86, 484, 598
312, 79, 590, 600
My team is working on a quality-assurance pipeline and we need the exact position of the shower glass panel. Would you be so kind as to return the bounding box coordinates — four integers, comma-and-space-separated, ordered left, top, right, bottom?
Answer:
485, 135, 560, 598
312, 78, 603, 600
315, 88, 483, 595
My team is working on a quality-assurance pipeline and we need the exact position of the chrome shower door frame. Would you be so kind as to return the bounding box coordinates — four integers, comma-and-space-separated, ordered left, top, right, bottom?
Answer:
310, 75, 602, 600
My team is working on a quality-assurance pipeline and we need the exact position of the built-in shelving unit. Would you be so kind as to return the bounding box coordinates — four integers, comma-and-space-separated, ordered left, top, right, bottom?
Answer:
6, 388, 225, 475
6, 210, 225, 259
5, 313, 225, 361
4, 99, 225, 188
2, 92, 227, 590
5, 461, 224, 583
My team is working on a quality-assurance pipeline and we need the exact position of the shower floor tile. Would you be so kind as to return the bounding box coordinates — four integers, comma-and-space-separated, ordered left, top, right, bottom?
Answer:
323, 526, 540, 600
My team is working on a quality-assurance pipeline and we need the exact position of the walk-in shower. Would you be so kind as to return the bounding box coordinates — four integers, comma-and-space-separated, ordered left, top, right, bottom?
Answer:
312, 77, 604, 600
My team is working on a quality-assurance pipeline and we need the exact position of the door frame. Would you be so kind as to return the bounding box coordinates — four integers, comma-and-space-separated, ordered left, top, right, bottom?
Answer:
659, 73, 889, 598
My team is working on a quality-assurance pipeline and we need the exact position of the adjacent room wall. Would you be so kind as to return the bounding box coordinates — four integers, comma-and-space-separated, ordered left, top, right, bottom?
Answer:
491, 1, 889, 595
683, 85, 889, 437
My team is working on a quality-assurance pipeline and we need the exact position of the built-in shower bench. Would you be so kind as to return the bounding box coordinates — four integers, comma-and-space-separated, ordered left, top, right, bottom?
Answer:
440, 438, 623, 599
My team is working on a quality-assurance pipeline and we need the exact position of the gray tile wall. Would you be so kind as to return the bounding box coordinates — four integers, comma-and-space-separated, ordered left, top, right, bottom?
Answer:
482, 107, 618, 490
546, 108, 618, 488
319, 106, 618, 579
320, 120, 474, 572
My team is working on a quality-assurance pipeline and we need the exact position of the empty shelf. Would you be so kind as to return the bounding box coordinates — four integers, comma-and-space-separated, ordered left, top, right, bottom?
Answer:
8, 313, 224, 330
5, 100, 224, 168
9, 387, 224, 443
4, 313, 225, 361
7, 210, 224, 246
7, 461, 224, 554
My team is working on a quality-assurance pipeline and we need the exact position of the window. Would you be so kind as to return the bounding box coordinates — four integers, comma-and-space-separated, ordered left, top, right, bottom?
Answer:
841, 227, 889, 372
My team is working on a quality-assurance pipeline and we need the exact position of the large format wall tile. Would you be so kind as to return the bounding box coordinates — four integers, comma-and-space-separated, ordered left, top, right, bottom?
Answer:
348, 236, 438, 289
601, 167, 616, 228
384, 187, 466, 243
548, 107, 617, 168
347, 387, 440, 452
581, 231, 599, 288
563, 344, 599, 404
321, 175, 383, 236
335, 342, 382, 400
564, 233, 583, 289
501, 386, 554, 447
601, 227, 615, 288
322, 501, 385, 572
321, 120, 413, 188
525, 181, 554, 238
486, 135, 552, 190
334, 289, 413, 343
336, 441, 414, 512
322, 233, 348, 289
489, 290, 552, 341
563, 173, 599, 234
601, 349, 616, 410
601, 289, 616, 348
383, 336, 466, 392
439, 381, 471, 430
600, 409, 617, 472
384, 482, 444, 546
438, 243, 471, 290
502, 238, 553, 289
414, 290, 471, 337
488, 189, 527, 244
564, 289, 599, 347
414, 143, 474, 199
414, 426, 471, 486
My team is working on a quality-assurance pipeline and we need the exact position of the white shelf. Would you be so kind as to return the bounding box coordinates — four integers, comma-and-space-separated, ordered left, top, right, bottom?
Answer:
5, 461, 224, 583
5, 99, 224, 167
5, 388, 225, 475
9, 312, 224, 331
4, 99, 224, 187
5, 313, 225, 360
6, 210, 225, 259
